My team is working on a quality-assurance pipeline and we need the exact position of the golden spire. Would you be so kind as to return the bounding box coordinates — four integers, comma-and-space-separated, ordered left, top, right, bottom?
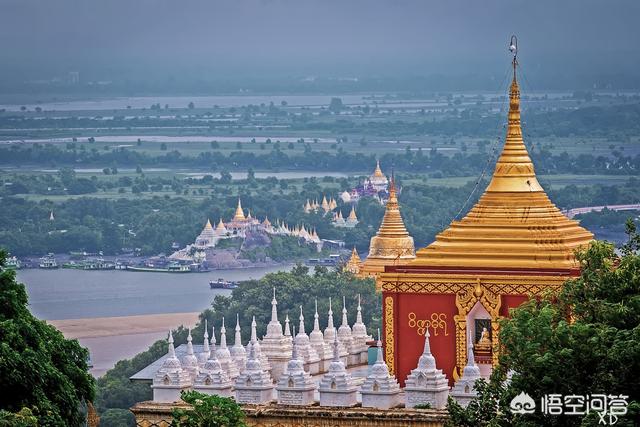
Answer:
409, 38, 593, 270
348, 206, 358, 221
360, 173, 415, 278
344, 247, 362, 274
373, 160, 384, 178
205, 218, 213, 230
233, 198, 246, 221
216, 218, 226, 230
485, 46, 542, 193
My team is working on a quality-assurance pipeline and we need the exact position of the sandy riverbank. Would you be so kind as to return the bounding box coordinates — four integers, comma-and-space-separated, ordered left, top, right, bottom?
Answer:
49, 312, 200, 377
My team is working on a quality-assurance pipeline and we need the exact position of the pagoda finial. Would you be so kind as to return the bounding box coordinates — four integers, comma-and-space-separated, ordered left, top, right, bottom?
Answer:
271, 287, 278, 322
284, 313, 291, 337
341, 296, 349, 327
467, 334, 475, 366
203, 320, 210, 353
220, 317, 227, 348
235, 314, 242, 346
356, 294, 363, 324
168, 330, 176, 358
299, 305, 306, 335
186, 328, 195, 355
211, 325, 217, 349
332, 334, 340, 362
485, 36, 543, 193
313, 299, 320, 331
251, 316, 257, 342
233, 198, 246, 220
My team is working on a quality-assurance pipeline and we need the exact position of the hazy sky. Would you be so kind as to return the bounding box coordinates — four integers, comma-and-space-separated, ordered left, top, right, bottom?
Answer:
1, 0, 639, 88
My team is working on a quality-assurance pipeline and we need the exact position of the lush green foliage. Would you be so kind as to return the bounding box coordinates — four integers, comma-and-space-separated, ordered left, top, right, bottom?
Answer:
98, 408, 136, 427
171, 391, 246, 427
447, 223, 640, 426
0, 250, 95, 426
0, 408, 39, 427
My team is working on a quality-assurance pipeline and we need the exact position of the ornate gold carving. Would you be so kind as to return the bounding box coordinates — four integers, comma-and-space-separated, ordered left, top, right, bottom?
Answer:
384, 296, 395, 375
408, 312, 449, 337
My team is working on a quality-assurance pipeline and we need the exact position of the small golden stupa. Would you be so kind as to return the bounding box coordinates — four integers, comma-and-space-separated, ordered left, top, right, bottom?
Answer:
344, 247, 362, 274
359, 175, 415, 279
233, 198, 246, 221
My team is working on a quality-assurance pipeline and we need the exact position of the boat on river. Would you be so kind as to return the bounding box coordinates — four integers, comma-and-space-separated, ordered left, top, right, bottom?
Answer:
209, 278, 238, 289
39, 253, 59, 269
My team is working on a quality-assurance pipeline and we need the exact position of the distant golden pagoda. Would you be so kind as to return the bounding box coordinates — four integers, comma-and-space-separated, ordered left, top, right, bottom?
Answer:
373, 160, 385, 178
233, 198, 246, 221
359, 176, 415, 279
344, 247, 362, 275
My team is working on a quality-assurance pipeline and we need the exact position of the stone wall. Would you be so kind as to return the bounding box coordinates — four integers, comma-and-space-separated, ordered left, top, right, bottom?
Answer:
131, 401, 449, 427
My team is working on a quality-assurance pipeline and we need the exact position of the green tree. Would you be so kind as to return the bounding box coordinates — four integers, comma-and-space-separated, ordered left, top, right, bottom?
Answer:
0, 250, 95, 426
171, 391, 246, 427
447, 222, 640, 426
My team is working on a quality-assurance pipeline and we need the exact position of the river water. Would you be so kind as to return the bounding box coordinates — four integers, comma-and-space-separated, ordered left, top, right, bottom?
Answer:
17, 265, 291, 320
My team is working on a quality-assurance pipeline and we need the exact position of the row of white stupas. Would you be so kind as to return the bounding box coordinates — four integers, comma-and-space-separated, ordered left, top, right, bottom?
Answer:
303, 195, 338, 214
152, 290, 482, 410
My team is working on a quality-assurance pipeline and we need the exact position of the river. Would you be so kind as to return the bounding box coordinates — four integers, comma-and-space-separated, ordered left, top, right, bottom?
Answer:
17, 265, 291, 321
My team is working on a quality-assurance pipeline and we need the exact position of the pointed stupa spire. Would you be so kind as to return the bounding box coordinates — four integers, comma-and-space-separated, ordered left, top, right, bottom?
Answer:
409, 37, 592, 271
168, 330, 176, 358
210, 325, 216, 349
360, 170, 415, 279
327, 297, 334, 330
309, 299, 333, 372
220, 317, 227, 349
230, 314, 247, 372
248, 315, 272, 373
359, 327, 402, 409
485, 41, 542, 194
373, 159, 384, 178
205, 218, 213, 229
338, 296, 357, 365
181, 328, 199, 380
284, 313, 291, 337
351, 294, 372, 364
450, 334, 481, 407
298, 305, 306, 335
198, 320, 211, 366
341, 296, 349, 328
233, 198, 246, 221
313, 299, 320, 333
271, 287, 278, 322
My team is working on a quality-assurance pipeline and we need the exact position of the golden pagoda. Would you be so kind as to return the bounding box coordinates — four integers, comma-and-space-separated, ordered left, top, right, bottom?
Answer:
378, 44, 594, 385
233, 198, 246, 221
410, 59, 593, 271
373, 160, 385, 178
344, 247, 362, 274
359, 175, 415, 279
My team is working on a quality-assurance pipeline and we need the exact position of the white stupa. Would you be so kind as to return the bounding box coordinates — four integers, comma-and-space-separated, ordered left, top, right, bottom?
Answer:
181, 328, 199, 381
351, 294, 373, 364
284, 314, 293, 346
193, 332, 233, 397
293, 305, 321, 375
276, 326, 318, 405
309, 299, 333, 373
216, 318, 240, 380
197, 320, 211, 368
337, 296, 359, 366
234, 340, 275, 405
230, 314, 247, 373
450, 336, 481, 407
152, 331, 192, 403
248, 315, 272, 374
318, 335, 358, 407
360, 329, 401, 409
260, 288, 293, 381
405, 329, 450, 409
323, 297, 349, 366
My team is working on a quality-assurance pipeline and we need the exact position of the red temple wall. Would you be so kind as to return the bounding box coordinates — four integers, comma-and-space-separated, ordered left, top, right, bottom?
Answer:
500, 294, 529, 317
392, 293, 457, 387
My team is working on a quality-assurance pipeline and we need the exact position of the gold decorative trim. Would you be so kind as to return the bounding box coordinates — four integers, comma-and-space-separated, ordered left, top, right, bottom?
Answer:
384, 296, 395, 375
